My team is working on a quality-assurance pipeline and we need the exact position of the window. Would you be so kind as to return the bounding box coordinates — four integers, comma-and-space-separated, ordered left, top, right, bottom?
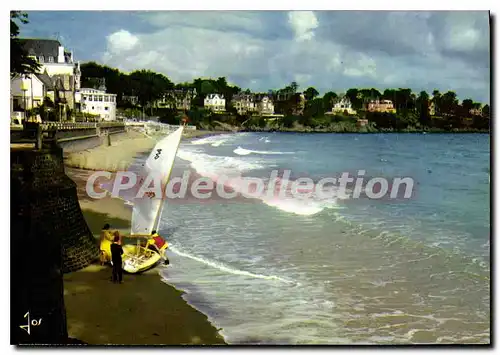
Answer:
92, 106, 95, 110
88, 95, 92, 101
48, 56, 54, 63
105, 107, 109, 111
98, 96, 103, 102
104, 96, 109, 102
39, 56, 44, 62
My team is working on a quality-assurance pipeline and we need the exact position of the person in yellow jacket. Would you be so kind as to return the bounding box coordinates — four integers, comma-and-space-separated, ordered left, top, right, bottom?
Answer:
99, 224, 114, 265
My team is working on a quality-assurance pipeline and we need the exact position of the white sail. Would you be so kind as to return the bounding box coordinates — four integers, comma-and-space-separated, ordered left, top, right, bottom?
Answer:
130, 126, 184, 236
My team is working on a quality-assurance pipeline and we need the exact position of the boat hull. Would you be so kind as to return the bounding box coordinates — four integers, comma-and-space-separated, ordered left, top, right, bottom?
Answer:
121, 244, 162, 273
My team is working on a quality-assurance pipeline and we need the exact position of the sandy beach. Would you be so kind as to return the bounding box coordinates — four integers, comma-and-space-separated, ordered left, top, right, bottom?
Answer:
65, 128, 228, 171
63, 129, 228, 345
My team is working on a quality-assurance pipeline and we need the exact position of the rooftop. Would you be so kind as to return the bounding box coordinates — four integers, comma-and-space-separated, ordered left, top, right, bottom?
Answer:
20, 38, 61, 58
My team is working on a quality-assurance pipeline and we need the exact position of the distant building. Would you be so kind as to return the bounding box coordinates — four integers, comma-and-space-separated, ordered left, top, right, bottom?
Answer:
121, 95, 139, 106
157, 88, 196, 111
204, 93, 226, 112
80, 88, 117, 121
232, 93, 257, 115
470, 107, 483, 116
429, 102, 436, 116
357, 119, 369, 127
367, 99, 396, 113
258, 96, 275, 115
332, 96, 356, 115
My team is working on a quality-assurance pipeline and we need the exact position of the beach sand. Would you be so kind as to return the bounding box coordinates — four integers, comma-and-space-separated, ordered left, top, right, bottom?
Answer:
65, 129, 229, 171
62, 129, 228, 345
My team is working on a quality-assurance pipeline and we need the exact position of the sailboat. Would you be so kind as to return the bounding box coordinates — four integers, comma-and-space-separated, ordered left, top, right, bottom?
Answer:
122, 125, 185, 273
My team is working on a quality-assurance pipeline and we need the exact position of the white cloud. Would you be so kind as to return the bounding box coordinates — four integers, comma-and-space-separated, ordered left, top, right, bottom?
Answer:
106, 29, 139, 54
99, 11, 489, 103
288, 11, 319, 41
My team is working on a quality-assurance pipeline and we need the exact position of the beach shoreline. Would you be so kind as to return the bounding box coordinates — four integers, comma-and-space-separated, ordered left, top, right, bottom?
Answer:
63, 129, 228, 345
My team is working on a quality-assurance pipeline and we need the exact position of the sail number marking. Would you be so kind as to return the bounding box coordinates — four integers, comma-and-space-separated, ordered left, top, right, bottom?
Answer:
154, 149, 162, 160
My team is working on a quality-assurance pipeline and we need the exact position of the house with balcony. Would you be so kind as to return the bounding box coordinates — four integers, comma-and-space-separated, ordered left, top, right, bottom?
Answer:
80, 88, 117, 121
204, 93, 226, 112
331, 96, 356, 115
367, 99, 396, 113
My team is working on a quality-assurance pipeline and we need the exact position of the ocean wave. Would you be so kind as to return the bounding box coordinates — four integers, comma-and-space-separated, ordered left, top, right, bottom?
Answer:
234, 146, 294, 156
177, 149, 266, 176
168, 244, 294, 283
190, 134, 235, 146
211, 139, 227, 147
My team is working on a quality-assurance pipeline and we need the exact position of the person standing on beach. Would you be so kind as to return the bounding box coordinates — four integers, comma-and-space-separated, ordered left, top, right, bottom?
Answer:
111, 235, 124, 283
100, 224, 114, 265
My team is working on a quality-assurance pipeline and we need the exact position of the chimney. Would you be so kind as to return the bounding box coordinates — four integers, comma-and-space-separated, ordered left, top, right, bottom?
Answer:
58, 46, 65, 63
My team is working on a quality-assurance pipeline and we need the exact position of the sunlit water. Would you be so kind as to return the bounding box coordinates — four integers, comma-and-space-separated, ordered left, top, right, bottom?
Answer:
131, 133, 490, 344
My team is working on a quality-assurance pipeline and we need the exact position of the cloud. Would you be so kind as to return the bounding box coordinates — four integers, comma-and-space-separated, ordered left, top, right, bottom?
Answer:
288, 11, 319, 41
93, 11, 489, 103
106, 29, 139, 54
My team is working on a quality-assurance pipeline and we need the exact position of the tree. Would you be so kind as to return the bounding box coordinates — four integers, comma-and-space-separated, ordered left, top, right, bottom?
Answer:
416, 91, 430, 127
304, 98, 324, 118
290, 81, 299, 94
431, 90, 442, 116
346, 88, 363, 110
482, 104, 490, 118
440, 91, 458, 115
128, 69, 173, 110
10, 11, 40, 77
322, 91, 338, 110
304, 87, 319, 101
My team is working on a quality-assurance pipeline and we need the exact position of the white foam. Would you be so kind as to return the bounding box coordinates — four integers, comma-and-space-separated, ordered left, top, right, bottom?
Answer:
211, 139, 226, 147
190, 133, 238, 146
168, 244, 293, 284
234, 146, 294, 156
177, 149, 266, 176
262, 197, 336, 216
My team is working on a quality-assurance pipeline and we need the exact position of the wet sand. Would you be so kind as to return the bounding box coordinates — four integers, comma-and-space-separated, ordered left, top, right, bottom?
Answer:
63, 130, 228, 345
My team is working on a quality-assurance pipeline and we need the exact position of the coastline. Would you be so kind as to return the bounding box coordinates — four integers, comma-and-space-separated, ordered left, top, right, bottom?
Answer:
63, 130, 228, 345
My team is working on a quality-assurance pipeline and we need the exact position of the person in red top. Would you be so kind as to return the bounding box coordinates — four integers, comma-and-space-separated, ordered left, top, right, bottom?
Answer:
146, 230, 169, 265
150, 230, 166, 250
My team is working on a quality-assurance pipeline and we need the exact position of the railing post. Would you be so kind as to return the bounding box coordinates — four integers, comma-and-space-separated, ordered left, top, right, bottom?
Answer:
35, 124, 43, 150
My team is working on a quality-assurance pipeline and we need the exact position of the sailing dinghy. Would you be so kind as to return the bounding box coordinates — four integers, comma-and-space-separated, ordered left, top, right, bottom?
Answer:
122, 125, 184, 274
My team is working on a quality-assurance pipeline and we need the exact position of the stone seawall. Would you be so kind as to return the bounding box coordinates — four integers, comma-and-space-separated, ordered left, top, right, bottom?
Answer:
11, 144, 99, 344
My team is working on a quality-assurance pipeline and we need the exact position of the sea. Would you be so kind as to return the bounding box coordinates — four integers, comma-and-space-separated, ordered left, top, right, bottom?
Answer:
131, 132, 490, 344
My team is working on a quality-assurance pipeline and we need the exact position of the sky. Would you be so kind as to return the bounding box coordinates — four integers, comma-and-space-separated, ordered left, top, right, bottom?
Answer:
18, 10, 491, 103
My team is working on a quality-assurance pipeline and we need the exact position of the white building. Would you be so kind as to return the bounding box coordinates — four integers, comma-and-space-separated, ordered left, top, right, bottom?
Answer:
332, 96, 356, 115
21, 39, 80, 81
204, 93, 226, 112
80, 88, 117, 121
12, 39, 82, 120
258, 96, 274, 115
